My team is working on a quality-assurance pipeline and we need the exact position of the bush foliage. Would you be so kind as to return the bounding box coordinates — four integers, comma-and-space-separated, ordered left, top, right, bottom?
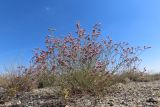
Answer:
0, 23, 151, 97
32, 23, 149, 74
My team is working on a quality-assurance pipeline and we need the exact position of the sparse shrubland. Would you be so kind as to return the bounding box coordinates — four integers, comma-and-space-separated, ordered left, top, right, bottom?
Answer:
0, 23, 154, 98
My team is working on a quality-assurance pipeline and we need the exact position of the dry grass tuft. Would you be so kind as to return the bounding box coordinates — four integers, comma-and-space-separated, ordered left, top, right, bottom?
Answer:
59, 70, 116, 97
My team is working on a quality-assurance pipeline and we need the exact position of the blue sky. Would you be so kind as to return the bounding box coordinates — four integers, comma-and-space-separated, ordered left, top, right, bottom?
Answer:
0, 0, 160, 72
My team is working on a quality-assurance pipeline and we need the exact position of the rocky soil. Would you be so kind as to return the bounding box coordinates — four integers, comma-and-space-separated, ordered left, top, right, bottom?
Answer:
1, 80, 160, 107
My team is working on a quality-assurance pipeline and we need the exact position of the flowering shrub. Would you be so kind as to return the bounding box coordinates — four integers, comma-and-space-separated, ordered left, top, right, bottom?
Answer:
32, 22, 150, 74
29, 22, 151, 95
0, 23, 151, 97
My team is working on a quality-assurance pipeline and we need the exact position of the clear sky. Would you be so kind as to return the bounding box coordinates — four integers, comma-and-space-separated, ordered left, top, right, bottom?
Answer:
0, 0, 160, 72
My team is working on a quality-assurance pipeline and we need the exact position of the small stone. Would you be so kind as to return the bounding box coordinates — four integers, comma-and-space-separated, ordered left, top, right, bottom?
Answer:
0, 101, 5, 104
124, 77, 130, 83
83, 99, 92, 106
137, 105, 143, 107
4, 102, 12, 106
38, 100, 44, 104
153, 88, 159, 91
109, 103, 114, 106
121, 100, 128, 106
146, 97, 158, 104
15, 100, 21, 105
108, 101, 114, 106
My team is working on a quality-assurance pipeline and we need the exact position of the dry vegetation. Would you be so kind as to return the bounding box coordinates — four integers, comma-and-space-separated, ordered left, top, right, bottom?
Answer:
0, 23, 156, 99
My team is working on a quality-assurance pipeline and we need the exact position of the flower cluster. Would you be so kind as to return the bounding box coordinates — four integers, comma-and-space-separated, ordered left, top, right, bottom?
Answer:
32, 23, 150, 74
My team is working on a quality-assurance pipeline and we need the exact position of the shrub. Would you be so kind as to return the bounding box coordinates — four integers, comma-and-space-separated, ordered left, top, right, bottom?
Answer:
30, 22, 150, 95
32, 22, 149, 74
114, 70, 144, 83
0, 75, 8, 87
0, 23, 151, 98
3, 66, 34, 97
114, 69, 160, 83
138, 73, 160, 82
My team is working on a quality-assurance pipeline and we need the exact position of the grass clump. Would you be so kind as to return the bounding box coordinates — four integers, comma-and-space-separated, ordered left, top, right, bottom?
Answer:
59, 70, 115, 96
114, 70, 160, 83
0, 66, 34, 97
114, 70, 144, 83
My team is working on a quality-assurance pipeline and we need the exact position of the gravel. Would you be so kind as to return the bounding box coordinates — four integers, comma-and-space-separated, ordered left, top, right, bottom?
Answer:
1, 81, 160, 107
